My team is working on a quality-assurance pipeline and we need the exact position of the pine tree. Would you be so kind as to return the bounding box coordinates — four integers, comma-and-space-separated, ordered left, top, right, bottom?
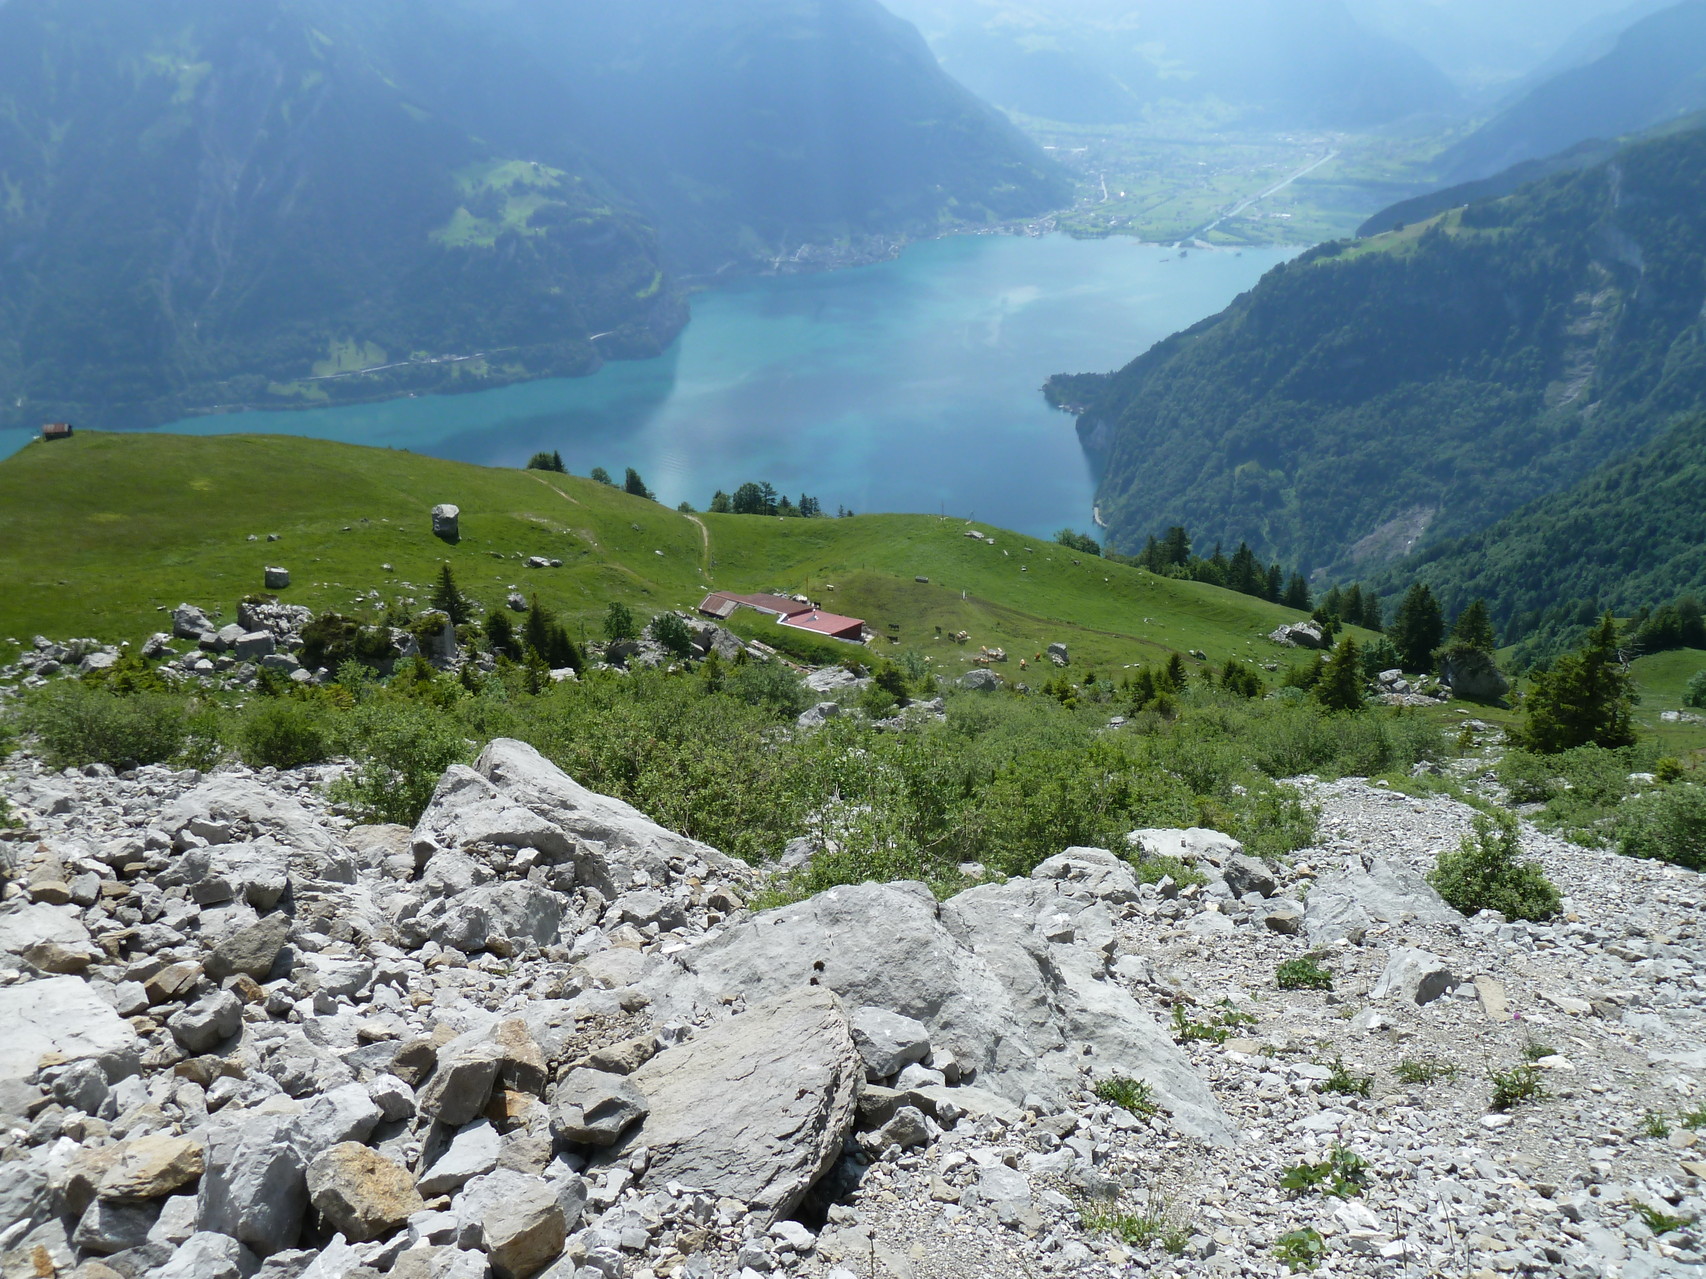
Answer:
430, 564, 473, 626
1451, 599, 1497, 652
604, 601, 638, 644
1359, 591, 1384, 633
1159, 526, 1191, 568
1392, 584, 1444, 672
1314, 638, 1366, 711
1163, 652, 1187, 691
624, 468, 654, 499
1520, 613, 1638, 753
1284, 574, 1311, 611
485, 609, 520, 661
1322, 586, 1344, 621
1265, 564, 1284, 602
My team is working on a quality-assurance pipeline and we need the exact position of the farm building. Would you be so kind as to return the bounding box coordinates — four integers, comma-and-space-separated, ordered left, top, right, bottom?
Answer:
41, 422, 73, 441
698, 591, 867, 644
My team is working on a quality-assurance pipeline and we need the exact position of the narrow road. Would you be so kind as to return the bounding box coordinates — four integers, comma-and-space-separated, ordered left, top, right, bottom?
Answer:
1184, 150, 1339, 245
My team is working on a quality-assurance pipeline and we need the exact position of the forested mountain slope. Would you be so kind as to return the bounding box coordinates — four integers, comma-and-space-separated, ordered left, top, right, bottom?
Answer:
0, 0, 1065, 432
1383, 415, 1706, 643
1439, 0, 1706, 182
1052, 126, 1706, 577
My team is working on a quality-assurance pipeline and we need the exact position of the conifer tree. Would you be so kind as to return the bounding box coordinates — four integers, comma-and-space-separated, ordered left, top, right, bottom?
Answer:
1392, 583, 1444, 672
1159, 526, 1191, 568
1519, 613, 1638, 753
1451, 599, 1497, 652
1314, 638, 1365, 711
1163, 652, 1187, 691
1283, 574, 1311, 611
430, 564, 473, 626
485, 609, 520, 661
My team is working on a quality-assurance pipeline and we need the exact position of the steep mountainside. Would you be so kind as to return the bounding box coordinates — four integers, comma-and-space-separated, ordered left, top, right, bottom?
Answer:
0, 0, 1066, 431
0, 0, 683, 431
877, 0, 1459, 128
1439, 0, 1706, 182
1386, 415, 1706, 641
1052, 126, 1706, 577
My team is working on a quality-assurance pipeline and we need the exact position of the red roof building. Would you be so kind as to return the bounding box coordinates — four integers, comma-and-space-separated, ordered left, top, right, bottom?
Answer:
698, 591, 866, 644
778, 609, 866, 643
41, 422, 73, 441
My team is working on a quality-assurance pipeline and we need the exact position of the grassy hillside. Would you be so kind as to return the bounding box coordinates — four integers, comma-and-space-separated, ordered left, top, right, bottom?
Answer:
0, 432, 1315, 679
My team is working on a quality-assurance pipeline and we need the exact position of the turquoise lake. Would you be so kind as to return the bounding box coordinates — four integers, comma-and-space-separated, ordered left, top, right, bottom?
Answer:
1, 235, 1294, 538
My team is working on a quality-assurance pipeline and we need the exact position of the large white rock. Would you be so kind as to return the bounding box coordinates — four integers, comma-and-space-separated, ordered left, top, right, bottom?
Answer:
0, 977, 142, 1090
415, 740, 743, 896
1304, 855, 1462, 944
642, 852, 1233, 1142
597, 988, 860, 1223
1372, 947, 1460, 1006
1127, 828, 1244, 866
196, 1109, 311, 1256
160, 777, 352, 882
0, 902, 93, 955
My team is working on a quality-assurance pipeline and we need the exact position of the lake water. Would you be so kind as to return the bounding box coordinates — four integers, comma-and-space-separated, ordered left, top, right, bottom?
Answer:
0, 235, 1294, 538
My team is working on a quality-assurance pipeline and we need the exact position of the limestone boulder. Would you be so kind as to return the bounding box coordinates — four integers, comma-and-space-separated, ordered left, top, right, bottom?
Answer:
97, 1136, 206, 1202
160, 778, 352, 881
204, 914, 291, 982
0, 976, 142, 1093
1372, 947, 1460, 1006
196, 1109, 311, 1256
645, 858, 1232, 1142
598, 988, 860, 1223
306, 1143, 423, 1243
551, 1068, 648, 1146
1304, 854, 1463, 944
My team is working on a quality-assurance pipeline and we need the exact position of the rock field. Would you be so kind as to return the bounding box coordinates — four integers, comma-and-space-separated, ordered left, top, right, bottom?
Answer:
0, 741, 1701, 1279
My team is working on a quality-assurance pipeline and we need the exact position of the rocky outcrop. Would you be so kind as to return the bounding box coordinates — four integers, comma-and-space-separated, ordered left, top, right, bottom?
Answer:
598, 989, 862, 1223
643, 848, 1233, 1141
0, 749, 1701, 1279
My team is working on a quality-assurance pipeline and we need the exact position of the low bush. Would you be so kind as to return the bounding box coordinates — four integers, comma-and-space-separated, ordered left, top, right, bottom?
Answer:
1093, 1076, 1160, 1118
1280, 1146, 1369, 1198
1274, 1228, 1327, 1272
235, 698, 336, 771
1321, 1057, 1373, 1098
328, 701, 469, 825
1394, 1056, 1458, 1085
1615, 783, 1706, 871
1489, 1064, 1547, 1111
1276, 957, 1334, 991
1428, 812, 1562, 922
21, 683, 189, 770
1078, 1189, 1187, 1255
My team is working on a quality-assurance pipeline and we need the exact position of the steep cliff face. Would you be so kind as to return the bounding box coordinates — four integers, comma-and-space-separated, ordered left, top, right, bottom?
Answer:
1051, 126, 1706, 576
0, 0, 1068, 430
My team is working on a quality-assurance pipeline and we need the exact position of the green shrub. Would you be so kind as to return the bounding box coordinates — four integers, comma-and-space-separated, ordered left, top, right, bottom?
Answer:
1280, 1146, 1369, 1198
1276, 957, 1333, 991
1684, 670, 1706, 709
1634, 1204, 1695, 1236
723, 659, 810, 717
1394, 1056, 1458, 1085
1321, 1056, 1373, 1098
21, 683, 188, 770
1489, 1064, 1547, 1111
1684, 1103, 1706, 1131
1428, 812, 1562, 921
1093, 1076, 1160, 1117
1275, 1228, 1327, 1272
1615, 784, 1706, 871
235, 699, 336, 771
649, 613, 695, 659
328, 702, 469, 825
1640, 1111, 1672, 1139
1496, 750, 1560, 803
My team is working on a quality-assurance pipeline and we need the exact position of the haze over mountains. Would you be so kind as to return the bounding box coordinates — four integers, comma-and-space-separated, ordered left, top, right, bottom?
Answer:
0, 0, 1065, 431
875, 0, 1461, 127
